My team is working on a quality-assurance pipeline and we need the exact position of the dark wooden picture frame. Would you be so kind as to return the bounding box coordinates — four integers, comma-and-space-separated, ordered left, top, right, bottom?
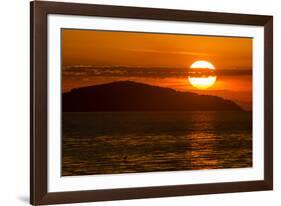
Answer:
30, 1, 273, 205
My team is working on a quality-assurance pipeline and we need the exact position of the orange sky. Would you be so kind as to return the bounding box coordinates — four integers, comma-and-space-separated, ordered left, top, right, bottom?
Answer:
62, 29, 252, 110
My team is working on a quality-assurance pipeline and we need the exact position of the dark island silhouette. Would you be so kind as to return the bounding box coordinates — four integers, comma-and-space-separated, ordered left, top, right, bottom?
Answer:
62, 81, 243, 112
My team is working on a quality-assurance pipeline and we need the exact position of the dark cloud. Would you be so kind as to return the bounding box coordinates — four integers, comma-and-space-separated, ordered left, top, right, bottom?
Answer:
63, 65, 251, 79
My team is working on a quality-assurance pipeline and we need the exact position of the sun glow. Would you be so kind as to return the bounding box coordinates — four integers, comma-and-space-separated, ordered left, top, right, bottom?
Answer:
190, 60, 215, 70
188, 60, 217, 90
188, 76, 217, 89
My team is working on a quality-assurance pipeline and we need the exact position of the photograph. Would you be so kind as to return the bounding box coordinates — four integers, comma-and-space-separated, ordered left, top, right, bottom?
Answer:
30, 2, 273, 204
61, 29, 253, 176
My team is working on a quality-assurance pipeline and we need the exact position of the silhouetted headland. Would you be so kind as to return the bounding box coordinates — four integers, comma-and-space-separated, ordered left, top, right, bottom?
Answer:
62, 81, 243, 112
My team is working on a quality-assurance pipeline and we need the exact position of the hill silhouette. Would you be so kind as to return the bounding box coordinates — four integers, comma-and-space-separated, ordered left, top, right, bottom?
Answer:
62, 81, 243, 112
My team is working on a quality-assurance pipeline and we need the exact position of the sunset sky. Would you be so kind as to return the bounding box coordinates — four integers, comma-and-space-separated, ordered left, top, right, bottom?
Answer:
62, 29, 252, 110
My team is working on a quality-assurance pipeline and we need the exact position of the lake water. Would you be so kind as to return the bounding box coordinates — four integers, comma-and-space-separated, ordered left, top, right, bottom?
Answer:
62, 111, 252, 176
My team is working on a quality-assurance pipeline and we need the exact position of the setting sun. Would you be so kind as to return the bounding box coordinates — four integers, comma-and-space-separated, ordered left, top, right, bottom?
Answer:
188, 60, 217, 90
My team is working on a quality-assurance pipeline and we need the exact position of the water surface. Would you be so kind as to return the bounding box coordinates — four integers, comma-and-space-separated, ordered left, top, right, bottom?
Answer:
62, 111, 252, 176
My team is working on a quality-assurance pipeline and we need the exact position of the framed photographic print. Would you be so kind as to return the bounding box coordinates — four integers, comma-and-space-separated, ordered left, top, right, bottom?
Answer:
30, 1, 273, 205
